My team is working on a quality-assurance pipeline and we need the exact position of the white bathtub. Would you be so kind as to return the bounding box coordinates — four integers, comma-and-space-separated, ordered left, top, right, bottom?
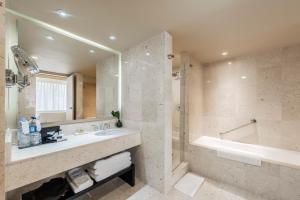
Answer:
192, 136, 300, 169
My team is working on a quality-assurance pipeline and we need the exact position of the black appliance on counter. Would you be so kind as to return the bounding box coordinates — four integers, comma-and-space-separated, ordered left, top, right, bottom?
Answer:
40, 126, 64, 144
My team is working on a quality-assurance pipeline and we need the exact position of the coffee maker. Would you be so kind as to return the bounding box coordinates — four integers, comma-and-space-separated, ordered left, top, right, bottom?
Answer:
40, 126, 67, 144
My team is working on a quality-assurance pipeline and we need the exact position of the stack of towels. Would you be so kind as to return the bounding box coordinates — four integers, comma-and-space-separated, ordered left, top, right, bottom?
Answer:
87, 151, 131, 182
66, 167, 93, 193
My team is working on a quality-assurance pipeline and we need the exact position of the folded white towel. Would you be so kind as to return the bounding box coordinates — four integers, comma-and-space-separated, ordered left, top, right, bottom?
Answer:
87, 159, 131, 174
89, 164, 130, 182
88, 160, 132, 176
67, 176, 93, 193
88, 160, 131, 182
88, 152, 131, 170
67, 167, 91, 187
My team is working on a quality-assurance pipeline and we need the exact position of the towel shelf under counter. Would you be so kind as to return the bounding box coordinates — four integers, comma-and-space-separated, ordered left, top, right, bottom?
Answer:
22, 164, 135, 200
6, 128, 141, 192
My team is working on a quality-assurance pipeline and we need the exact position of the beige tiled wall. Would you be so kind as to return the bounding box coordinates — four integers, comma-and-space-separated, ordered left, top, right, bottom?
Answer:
5, 14, 18, 129
122, 32, 173, 193
74, 73, 83, 119
188, 145, 300, 200
96, 54, 118, 118
18, 77, 36, 119
199, 44, 300, 151
187, 58, 204, 143
38, 112, 66, 123
0, 1, 5, 199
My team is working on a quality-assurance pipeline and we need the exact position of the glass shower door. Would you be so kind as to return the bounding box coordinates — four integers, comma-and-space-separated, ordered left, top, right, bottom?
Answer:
172, 70, 181, 170
172, 53, 186, 171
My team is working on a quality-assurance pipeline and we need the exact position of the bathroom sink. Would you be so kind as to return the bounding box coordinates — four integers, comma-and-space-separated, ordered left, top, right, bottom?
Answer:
94, 129, 122, 136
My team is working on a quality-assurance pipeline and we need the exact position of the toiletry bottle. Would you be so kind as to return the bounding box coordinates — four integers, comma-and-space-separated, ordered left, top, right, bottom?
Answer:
19, 117, 30, 134
29, 116, 37, 133
36, 115, 41, 132
18, 117, 31, 148
29, 115, 42, 145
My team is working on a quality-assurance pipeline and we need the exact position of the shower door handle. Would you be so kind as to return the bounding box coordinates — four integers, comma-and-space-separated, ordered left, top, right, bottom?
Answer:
176, 104, 181, 112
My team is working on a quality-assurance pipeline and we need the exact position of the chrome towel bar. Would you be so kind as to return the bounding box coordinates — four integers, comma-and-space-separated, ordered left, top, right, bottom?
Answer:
219, 119, 257, 137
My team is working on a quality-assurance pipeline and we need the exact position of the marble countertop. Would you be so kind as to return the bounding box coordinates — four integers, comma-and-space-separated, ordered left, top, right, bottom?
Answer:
6, 128, 141, 191
8, 128, 138, 164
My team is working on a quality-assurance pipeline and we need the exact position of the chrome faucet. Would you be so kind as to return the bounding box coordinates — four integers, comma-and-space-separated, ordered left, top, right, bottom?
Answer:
103, 122, 110, 130
94, 122, 111, 131
91, 124, 99, 131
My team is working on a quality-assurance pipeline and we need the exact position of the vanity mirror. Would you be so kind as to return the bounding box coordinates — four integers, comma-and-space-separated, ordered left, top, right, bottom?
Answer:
5, 11, 121, 127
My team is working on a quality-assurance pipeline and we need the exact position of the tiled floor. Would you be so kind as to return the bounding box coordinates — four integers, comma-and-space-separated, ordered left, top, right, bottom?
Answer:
76, 176, 269, 200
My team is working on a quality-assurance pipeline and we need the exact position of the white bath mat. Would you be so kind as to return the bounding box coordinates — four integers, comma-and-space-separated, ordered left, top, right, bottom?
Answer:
127, 185, 162, 200
174, 172, 205, 197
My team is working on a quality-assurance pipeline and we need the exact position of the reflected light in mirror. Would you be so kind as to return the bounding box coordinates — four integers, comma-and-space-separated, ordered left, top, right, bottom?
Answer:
31, 55, 38, 60
109, 35, 117, 41
222, 51, 228, 56
46, 35, 54, 40
55, 9, 70, 18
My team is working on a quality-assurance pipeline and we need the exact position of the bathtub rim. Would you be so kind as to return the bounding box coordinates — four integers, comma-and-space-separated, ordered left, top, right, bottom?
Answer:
191, 136, 300, 170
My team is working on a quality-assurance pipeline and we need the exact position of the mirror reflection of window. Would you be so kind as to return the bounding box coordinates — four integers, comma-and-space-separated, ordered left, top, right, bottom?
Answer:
36, 75, 68, 123
36, 77, 67, 113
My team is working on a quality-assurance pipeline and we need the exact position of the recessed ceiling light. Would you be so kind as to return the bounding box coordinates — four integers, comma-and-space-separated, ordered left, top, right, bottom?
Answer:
228, 62, 232, 65
55, 9, 70, 18
31, 55, 38, 60
222, 51, 228, 56
146, 52, 150, 56
241, 76, 247, 79
124, 61, 129, 64
89, 50, 95, 53
46, 35, 54, 40
109, 35, 117, 41
114, 74, 119, 77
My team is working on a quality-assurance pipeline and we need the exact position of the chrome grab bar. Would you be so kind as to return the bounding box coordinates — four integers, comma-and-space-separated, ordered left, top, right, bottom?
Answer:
219, 119, 257, 137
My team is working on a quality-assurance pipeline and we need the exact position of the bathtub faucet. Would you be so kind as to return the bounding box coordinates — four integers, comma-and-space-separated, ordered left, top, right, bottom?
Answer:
219, 119, 257, 138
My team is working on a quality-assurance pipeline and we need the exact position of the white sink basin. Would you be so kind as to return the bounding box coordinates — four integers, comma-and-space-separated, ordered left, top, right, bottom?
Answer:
95, 129, 123, 136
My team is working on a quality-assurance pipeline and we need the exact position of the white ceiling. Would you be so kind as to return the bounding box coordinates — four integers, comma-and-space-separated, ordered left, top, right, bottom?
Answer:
8, 0, 300, 64
17, 18, 113, 77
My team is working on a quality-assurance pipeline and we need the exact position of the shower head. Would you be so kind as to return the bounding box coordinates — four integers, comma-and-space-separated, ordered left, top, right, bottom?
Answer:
11, 45, 40, 76
172, 71, 180, 80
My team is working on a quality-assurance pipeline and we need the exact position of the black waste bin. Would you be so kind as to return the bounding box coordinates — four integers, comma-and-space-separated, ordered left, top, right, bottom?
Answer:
22, 178, 70, 200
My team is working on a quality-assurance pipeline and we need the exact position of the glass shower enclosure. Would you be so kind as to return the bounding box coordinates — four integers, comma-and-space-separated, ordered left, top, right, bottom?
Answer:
172, 54, 185, 171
